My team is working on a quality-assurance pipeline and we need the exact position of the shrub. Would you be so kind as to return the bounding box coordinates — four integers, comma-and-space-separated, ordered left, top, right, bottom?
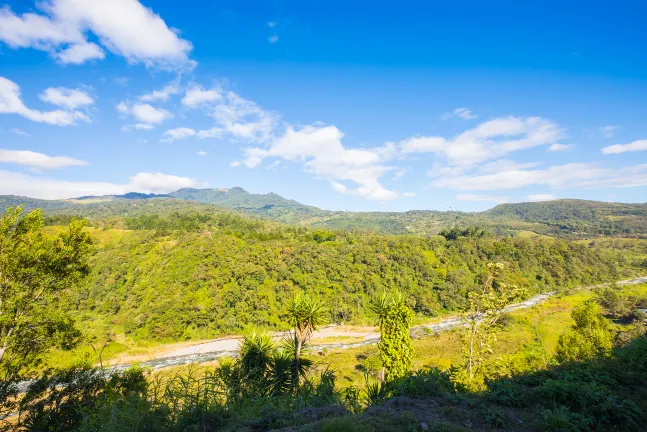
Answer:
486, 380, 527, 407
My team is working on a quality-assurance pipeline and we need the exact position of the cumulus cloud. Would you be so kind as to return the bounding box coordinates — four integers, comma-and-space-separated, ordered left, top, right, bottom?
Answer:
456, 194, 508, 203
599, 125, 618, 138
185, 85, 279, 143
601, 139, 647, 155
181, 85, 223, 107
39, 86, 94, 109
117, 101, 173, 127
139, 82, 180, 102
0, 0, 194, 69
241, 124, 398, 200
527, 194, 556, 202
0, 170, 202, 199
197, 151, 207, 156
55, 41, 104, 64
0, 149, 87, 169
268, 35, 279, 44
441, 107, 478, 120
0, 76, 90, 125
161, 127, 196, 142
400, 116, 564, 166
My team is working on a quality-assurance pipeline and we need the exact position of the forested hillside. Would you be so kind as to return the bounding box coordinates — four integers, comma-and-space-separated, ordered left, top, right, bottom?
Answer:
487, 199, 647, 236
2, 190, 646, 238
61, 210, 637, 342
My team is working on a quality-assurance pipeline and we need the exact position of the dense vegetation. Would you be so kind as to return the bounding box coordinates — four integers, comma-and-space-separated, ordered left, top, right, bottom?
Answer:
2, 189, 646, 238
67, 214, 632, 342
1, 203, 647, 431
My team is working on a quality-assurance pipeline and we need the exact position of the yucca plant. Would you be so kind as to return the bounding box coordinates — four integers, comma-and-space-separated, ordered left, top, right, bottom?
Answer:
239, 332, 276, 384
286, 294, 326, 382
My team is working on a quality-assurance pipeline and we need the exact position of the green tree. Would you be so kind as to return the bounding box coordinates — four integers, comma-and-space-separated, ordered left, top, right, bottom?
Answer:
372, 291, 413, 383
556, 300, 613, 363
0, 206, 93, 378
285, 294, 326, 381
454, 263, 526, 390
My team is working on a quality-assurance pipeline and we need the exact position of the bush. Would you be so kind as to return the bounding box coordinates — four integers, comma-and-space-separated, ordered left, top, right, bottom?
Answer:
393, 367, 453, 399
536, 406, 592, 432
486, 380, 527, 407
537, 380, 641, 430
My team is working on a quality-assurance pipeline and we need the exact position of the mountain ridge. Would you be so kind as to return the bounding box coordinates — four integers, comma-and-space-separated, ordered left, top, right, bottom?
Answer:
1, 189, 646, 237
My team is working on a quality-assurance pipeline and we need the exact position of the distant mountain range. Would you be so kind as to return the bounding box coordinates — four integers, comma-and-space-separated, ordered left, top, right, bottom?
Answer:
1, 187, 646, 238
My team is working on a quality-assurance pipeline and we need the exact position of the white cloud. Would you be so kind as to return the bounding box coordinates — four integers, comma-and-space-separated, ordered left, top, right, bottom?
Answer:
230, 161, 242, 168
434, 163, 605, 191
181, 85, 222, 107
0, 0, 194, 69
268, 21, 276, 28
10, 128, 31, 137
197, 151, 207, 156
456, 194, 508, 203
39, 86, 94, 109
197, 127, 224, 139
187, 87, 279, 143
0, 149, 87, 169
242, 124, 398, 200
268, 35, 279, 44
441, 107, 478, 120
117, 101, 173, 126
403, 192, 416, 197
599, 125, 618, 138
55, 41, 104, 64
433, 162, 647, 191
527, 194, 556, 202
400, 116, 564, 166
0, 76, 90, 125
0, 170, 202, 199
161, 127, 196, 142
139, 82, 180, 102
548, 143, 572, 151
131, 103, 172, 124
121, 123, 155, 132
601, 139, 647, 155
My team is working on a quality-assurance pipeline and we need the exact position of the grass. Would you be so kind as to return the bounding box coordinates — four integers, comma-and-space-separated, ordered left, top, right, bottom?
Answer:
312, 283, 647, 389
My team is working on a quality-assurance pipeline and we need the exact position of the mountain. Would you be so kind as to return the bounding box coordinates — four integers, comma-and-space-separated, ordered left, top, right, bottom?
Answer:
1, 191, 646, 238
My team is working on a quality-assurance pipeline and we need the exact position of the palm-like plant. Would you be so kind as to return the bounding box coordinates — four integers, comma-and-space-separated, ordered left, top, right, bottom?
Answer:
286, 294, 326, 376
239, 332, 276, 383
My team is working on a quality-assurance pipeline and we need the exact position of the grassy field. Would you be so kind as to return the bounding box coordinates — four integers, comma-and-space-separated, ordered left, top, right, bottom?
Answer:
312, 283, 647, 388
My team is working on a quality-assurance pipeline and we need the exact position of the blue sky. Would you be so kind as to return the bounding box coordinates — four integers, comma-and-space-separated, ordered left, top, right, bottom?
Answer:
0, 0, 646, 211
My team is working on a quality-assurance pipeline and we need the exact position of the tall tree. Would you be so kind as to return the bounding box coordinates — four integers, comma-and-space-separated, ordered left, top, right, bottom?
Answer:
0, 206, 93, 378
372, 291, 413, 383
455, 263, 526, 390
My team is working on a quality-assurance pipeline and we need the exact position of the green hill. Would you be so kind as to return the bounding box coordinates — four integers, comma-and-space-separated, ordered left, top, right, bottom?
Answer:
1, 192, 646, 238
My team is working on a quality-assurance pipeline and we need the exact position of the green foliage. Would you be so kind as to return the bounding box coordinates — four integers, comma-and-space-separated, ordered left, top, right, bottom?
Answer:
0, 206, 92, 378
555, 301, 613, 363
453, 263, 527, 391
372, 291, 413, 382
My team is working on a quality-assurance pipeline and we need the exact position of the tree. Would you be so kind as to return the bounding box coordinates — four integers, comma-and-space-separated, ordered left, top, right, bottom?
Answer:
454, 263, 526, 390
0, 206, 93, 378
556, 300, 613, 363
285, 293, 326, 382
371, 291, 413, 383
